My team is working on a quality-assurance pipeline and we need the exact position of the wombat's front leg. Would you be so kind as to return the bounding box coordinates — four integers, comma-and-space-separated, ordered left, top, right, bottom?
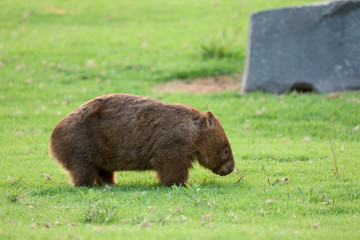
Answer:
154, 160, 189, 187
95, 169, 116, 185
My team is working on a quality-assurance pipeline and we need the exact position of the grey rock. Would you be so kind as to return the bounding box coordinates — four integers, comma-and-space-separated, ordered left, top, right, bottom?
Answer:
242, 0, 360, 93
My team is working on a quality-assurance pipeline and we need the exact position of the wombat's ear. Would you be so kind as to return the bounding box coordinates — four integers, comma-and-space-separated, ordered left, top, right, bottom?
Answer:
205, 111, 217, 128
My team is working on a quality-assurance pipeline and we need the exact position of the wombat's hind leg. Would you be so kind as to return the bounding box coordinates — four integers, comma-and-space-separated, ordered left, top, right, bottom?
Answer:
69, 165, 98, 187
95, 169, 116, 186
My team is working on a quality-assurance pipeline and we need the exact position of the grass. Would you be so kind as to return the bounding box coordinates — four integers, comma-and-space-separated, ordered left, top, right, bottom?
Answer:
328, 114, 340, 178
1, 0, 360, 239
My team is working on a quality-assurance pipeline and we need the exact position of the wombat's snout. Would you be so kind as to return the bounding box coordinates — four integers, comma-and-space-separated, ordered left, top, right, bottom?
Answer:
213, 161, 235, 176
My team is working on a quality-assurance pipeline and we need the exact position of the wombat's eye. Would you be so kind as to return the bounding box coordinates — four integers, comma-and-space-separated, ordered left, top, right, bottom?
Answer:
225, 149, 229, 154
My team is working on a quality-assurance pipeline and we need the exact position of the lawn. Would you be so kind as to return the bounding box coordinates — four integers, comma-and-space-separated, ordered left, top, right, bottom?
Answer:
1, 0, 359, 239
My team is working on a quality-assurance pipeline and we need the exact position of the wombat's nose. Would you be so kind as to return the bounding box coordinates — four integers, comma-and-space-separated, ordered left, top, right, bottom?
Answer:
221, 168, 234, 176
227, 167, 235, 175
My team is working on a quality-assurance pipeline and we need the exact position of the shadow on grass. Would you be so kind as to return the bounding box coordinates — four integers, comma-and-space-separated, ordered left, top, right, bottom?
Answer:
26, 180, 250, 197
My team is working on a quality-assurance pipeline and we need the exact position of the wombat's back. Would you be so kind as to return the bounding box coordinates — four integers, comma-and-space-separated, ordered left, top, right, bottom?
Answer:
50, 94, 203, 172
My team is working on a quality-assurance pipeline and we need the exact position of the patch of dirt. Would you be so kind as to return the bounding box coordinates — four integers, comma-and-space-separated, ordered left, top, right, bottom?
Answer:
153, 75, 242, 94
45, 6, 67, 15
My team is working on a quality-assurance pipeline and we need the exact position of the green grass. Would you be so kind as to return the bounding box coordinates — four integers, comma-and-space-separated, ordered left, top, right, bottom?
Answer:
1, 0, 360, 239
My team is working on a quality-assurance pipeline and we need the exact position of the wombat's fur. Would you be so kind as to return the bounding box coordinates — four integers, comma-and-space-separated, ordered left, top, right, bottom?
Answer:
49, 94, 235, 187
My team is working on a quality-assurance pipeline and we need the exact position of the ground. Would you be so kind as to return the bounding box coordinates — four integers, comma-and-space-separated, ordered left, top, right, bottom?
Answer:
153, 74, 242, 94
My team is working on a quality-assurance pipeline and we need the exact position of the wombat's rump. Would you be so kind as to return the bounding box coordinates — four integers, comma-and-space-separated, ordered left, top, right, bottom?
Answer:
49, 94, 235, 187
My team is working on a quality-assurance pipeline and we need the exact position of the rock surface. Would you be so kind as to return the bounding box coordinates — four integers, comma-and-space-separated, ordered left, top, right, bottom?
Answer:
242, 0, 360, 93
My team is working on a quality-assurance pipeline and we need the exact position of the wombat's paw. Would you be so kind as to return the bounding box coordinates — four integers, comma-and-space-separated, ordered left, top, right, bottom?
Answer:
71, 178, 95, 187
162, 180, 187, 187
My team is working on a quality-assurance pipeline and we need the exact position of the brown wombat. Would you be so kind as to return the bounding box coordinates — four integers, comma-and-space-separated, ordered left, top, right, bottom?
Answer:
49, 94, 235, 187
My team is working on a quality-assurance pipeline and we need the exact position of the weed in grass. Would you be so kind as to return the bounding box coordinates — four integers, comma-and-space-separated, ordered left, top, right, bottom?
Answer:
237, 143, 257, 183
328, 115, 340, 178
321, 193, 339, 209
297, 187, 338, 208
198, 30, 244, 60
130, 211, 172, 227
130, 215, 150, 225
201, 213, 212, 227
228, 211, 239, 223
154, 211, 171, 225
271, 178, 280, 186
5, 176, 24, 186
81, 189, 120, 223
4, 191, 36, 210
5, 193, 19, 203
172, 183, 209, 205
297, 187, 323, 203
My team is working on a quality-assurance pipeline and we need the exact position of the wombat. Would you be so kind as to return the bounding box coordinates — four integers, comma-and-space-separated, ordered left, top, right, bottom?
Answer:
49, 94, 235, 187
